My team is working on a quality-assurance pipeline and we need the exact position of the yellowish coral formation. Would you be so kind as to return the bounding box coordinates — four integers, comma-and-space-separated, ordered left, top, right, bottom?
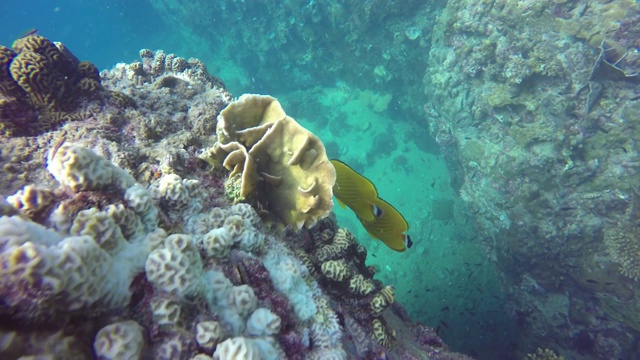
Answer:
604, 224, 640, 281
321, 259, 351, 282
371, 319, 395, 348
210, 94, 336, 229
370, 292, 390, 315
93, 320, 145, 360
195, 320, 224, 352
348, 274, 375, 297
526, 348, 565, 360
0, 35, 134, 136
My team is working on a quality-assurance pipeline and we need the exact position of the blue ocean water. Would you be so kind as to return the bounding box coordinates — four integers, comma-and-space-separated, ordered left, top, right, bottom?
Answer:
0, 1, 168, 70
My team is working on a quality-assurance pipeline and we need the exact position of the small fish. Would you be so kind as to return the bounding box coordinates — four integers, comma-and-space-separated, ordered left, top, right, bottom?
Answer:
468, 310, 476, 316
440, 305, 450, 312
435, 325, 441, 335
439, 320, 449, 328
467, 272, 473, 279
586, 279, 598, 284
605, 282, 615, 286
430, 180, 436, 188
579, 2, 591, 17
476, 286, 483, 293
19, 28, 38, 39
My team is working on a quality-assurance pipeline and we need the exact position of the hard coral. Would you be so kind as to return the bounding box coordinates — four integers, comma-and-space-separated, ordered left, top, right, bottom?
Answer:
0, 35, 134, 137
297, 218, 398, 349
604, 223, 640, 281
206, 94, 336, 229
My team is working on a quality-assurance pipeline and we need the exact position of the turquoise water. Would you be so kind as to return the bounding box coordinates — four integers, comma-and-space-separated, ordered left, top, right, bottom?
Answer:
3, 1, 637, 359
1, 1, 168, 70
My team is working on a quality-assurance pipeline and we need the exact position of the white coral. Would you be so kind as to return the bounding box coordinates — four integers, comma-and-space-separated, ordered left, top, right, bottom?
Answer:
93, 320, 145, 360
212, 337, 259, 360
5, 185, 55, 214
150, 297, 182, 328
47, 143, 135, 192
262, 246, 317, 321
195, 320, 224, 352
145, 248, 202, 296
246, 308, 281, 336
124, 185, 158, 232
158, 173, 192, 208
0, 216, 124, 311
228, 285, 258, 318
201, 227, 233, 258
227, 203, 261, 227
70, 207, 126, 253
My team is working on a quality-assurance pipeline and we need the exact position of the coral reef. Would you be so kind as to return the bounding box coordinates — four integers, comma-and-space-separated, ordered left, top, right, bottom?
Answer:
201, 94, 336, 230
291, 218, 399, 350
0, 46, 469, 360
425, 0, 640, 358
0, 35, 133, 137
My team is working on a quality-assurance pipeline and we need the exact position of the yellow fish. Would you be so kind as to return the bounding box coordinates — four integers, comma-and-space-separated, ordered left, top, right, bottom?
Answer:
330, 159, 413, 252
331, 159, 380, 222
359, 197, 412, 252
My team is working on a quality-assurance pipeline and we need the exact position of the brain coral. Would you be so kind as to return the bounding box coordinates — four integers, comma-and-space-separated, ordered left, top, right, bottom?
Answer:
0, 34, 134, 137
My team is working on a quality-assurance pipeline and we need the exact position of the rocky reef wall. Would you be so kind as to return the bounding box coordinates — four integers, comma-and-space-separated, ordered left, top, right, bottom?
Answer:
425, 0, 640, 358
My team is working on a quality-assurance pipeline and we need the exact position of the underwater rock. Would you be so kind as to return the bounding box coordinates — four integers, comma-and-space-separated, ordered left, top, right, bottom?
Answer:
0, 46, 468, 359
426, 0, 640, 358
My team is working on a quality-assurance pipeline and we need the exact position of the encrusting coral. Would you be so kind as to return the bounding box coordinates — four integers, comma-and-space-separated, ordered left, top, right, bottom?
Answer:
201, 93, 336, 230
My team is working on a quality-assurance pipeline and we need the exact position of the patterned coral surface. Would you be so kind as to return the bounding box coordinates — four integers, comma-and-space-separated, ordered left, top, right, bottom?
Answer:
0, 37, 471, 360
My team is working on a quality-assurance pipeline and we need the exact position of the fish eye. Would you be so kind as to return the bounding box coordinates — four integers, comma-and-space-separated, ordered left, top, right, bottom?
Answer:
373, 204, 384, 218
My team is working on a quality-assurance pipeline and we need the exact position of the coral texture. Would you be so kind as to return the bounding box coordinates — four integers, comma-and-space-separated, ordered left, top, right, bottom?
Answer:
0, 35, 133, 136
205, 94, 336, 229
0, 46, 469, 360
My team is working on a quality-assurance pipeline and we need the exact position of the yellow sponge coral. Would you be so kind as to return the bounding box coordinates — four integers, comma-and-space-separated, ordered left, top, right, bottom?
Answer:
212, 94, 336, 229
604, 223, 640, 280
